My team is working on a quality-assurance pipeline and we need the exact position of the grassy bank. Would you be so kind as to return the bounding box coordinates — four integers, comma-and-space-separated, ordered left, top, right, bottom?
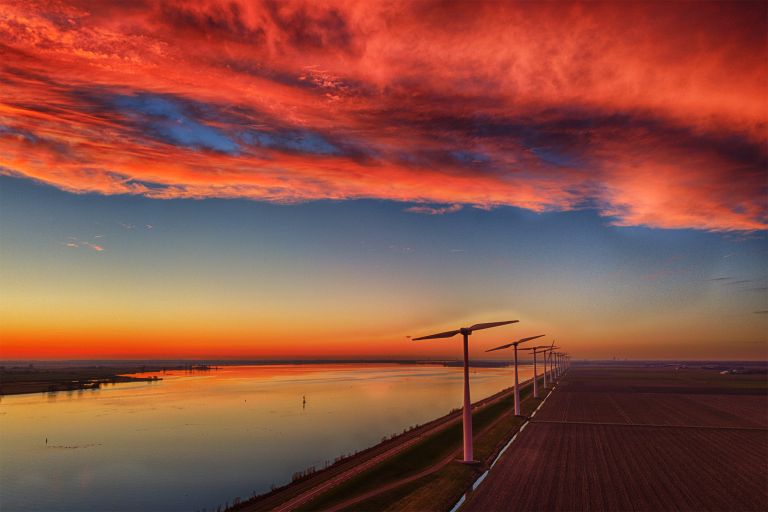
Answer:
340, 385, 549, 512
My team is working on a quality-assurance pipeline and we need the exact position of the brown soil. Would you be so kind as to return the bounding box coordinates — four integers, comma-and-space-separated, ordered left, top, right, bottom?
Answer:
463, 367, 768, 512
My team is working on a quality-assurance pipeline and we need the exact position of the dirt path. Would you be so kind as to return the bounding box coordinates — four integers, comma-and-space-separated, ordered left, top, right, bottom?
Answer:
327, 444, 461, 512
271, 418, 459, 512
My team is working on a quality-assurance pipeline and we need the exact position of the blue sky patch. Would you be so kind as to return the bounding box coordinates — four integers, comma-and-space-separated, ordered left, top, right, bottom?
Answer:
113, 94, 239, 154
241, 129, 340, 156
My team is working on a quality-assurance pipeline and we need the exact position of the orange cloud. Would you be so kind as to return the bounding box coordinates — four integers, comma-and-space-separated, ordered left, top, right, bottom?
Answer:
59, 237, 104, 251
0, 0, 765, 231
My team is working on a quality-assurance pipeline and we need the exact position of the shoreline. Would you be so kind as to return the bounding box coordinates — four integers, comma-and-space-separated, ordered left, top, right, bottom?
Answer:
0, 365, 172, 395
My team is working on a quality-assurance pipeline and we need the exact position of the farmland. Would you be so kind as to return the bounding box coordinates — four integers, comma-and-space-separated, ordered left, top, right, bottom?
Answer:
464, 366, 768, 512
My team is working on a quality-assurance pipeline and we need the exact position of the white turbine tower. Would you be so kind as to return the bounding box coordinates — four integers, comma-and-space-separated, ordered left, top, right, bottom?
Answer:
542, 340, 556, 389
544, 345, 559, 387
521, 345, 549, 398
486, 334, 545, 415
412, 320, 517, 463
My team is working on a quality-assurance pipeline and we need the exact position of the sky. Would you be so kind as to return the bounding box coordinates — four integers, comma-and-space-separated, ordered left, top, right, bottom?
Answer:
0, 0, 766, 360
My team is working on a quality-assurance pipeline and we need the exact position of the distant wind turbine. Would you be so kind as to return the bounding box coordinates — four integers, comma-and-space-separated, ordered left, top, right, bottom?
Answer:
542, 341, 558, 388
412, 320, 518, 463
520, 345, 549, 398
486, 334, 545, 415
542, 340, 553, 388
549, 349, 560, 380
555, 352, 566, 378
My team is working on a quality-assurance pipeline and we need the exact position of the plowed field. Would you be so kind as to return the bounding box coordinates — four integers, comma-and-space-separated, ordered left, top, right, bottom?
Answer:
464, 367, 768, 511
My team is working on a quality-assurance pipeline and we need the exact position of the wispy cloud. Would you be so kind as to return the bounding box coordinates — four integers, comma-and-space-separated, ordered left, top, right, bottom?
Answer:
404, 204, 463, 216
711, 276, 768, 288
82, 242, 105, 252
387, 245, 414, 254
753, 310, 768, 315
0, 1, 765, 231
644, 270, 675, 282
62, 237, 105, 252
725, 279, 760, 286
643, 255, 688, 282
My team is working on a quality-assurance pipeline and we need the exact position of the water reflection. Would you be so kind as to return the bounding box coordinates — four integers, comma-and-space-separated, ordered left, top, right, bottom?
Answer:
0, 363, 533, 512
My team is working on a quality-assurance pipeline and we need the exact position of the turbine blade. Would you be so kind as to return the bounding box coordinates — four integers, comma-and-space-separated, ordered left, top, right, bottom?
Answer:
486, 342, 514, 352
468, 320, 518, 332
412, 329, 461, 340
518, 334, 546, 344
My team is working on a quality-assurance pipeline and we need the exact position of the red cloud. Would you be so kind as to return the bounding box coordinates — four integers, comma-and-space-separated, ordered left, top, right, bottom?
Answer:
0, 0, 765, 231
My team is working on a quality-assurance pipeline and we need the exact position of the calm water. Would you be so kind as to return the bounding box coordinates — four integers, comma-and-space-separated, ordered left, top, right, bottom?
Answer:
0, 363, 533, 512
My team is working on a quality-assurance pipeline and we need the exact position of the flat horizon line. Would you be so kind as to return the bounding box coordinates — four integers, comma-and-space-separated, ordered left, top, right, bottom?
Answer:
2, 358, 766, 364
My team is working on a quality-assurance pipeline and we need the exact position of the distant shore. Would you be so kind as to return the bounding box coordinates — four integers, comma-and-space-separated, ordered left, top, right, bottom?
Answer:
0, 364, 176, 395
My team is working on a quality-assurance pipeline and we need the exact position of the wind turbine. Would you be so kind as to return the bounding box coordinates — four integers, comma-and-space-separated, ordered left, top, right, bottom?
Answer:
541, 340, 555, 388
520, 345, 548, 398
544, 340, 560, 387
556, 352, 564, 378
412, 320, 518, 463
486, 334, 545, 415
542, 342, 559, 388
551, 350, 559, 379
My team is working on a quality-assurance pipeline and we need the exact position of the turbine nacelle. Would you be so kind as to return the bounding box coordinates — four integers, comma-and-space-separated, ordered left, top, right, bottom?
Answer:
521, 345, 550, 352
